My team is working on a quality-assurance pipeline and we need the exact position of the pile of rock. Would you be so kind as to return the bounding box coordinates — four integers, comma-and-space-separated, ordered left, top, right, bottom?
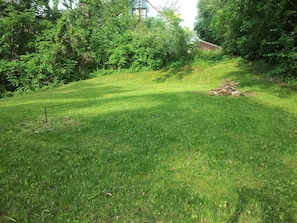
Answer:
208, 80, 243, 97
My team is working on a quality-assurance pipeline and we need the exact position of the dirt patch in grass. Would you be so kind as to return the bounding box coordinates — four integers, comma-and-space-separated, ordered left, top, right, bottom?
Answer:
19, 117, 79, 134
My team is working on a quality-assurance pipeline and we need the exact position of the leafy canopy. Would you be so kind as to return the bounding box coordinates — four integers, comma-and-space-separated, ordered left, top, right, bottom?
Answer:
0, 0, 194, 96
195, 0, 297, 78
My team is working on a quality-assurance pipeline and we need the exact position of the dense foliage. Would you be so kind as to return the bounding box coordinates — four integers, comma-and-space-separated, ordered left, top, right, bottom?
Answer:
194, 0, 224, 45
195, 0, 297, 79
0, 0, 193, 96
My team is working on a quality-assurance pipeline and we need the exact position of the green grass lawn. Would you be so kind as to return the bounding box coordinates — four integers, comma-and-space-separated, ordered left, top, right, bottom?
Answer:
1, 59, 297, 222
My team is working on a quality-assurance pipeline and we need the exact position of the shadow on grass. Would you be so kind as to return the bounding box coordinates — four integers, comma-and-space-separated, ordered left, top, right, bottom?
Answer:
228, 186, 297, 223
1, 86, 297, 222
154, 65, 194, 83
222, 61, 295, 98
0, 85, 133, 123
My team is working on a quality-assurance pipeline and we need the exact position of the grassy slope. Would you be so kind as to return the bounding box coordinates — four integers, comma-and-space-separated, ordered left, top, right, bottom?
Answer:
1, 60, 297, 222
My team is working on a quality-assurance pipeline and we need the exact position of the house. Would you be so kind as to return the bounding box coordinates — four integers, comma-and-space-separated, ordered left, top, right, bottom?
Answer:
130, 0, 169, 21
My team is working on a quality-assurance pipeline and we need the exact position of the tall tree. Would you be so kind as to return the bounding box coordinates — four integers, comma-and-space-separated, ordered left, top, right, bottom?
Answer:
0, 0, 194, 96
196, 0, 297, 77
194, 0, 225, 44
0, 1, 34, 60
217, 1, 297, 64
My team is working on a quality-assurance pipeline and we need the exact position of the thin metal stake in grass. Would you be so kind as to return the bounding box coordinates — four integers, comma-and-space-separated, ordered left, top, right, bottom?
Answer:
44, 107, 48, 124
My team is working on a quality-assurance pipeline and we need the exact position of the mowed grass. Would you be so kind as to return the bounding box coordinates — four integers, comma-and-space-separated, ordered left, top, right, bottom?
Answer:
1, 60, 297, 222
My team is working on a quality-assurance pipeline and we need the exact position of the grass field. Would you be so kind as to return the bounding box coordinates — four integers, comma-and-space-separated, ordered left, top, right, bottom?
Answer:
1, 59, 297, 222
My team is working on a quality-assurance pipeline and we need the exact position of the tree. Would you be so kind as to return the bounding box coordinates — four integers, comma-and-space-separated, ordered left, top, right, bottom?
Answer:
0, 0, 194, 96
0, 1, 34, 60
159, 0, 182, 26
0, 0, 56, 93
194, 0, 225, 44
195, 0, 297, 77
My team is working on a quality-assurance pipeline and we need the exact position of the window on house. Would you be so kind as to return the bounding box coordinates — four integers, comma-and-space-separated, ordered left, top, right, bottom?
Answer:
132, 8, 147, 20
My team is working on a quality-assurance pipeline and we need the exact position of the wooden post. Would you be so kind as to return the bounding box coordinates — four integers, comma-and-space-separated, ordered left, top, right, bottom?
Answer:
44, 107, 48, 124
